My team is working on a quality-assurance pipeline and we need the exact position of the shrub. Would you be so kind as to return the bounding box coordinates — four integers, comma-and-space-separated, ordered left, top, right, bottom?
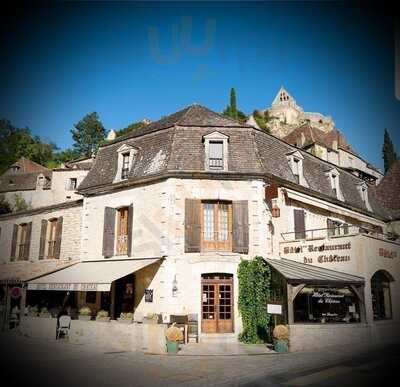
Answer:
120, 312, 133, 320
273, 325, 289, 341
165, 323, 183, 342
146, 312, 158, 320
79, 306, 92, 316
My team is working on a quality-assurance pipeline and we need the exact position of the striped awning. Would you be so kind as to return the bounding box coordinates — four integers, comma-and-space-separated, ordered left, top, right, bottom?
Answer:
264, 258, 364, 285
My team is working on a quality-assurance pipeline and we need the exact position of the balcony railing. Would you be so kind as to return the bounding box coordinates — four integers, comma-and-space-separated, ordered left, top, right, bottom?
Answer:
281, 225, 399, 243
209, 158, 223, 170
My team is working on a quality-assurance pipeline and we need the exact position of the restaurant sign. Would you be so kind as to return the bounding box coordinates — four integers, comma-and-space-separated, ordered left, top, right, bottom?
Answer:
283, 242, 352, 265
28, 283, 100, 291
379, 248, 398, 259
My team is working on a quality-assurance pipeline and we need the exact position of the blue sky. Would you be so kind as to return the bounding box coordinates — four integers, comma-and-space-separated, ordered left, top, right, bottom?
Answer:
1, 2, 399, 170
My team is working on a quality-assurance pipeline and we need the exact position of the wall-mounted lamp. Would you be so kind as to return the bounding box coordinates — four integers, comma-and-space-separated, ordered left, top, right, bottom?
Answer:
172, 275, 178, 297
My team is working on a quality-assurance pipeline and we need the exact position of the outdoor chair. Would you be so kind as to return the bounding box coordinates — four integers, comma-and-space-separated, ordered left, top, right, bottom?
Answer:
187, 313, 199, 343
56, 315, 71, 340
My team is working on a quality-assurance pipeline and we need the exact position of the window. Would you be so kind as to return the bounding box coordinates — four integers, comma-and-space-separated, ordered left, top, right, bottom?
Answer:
294, 286, 361, 323
116, 207, 129, 255
326, 168, 343, 201
286, 151, 307, 187
208, 142, 223, 170
11, 166, 20, 173
371, 271, 393, 320
358, 183, 372, 212
327, 219, 349, 237
18, 224, 28, 260
121, 153, 130, 179
66, 178, 77, 191
47, 219, 58, 258
114, 144, 137, 183
202, 201, 232, 251
203, 132, 229, 172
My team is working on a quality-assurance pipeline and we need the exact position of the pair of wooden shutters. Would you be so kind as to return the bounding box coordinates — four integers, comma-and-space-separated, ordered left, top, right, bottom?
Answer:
185, 199, 249, 253
102, 204, 134, 258
10, 222, 32, 261
38, 217, 63, 259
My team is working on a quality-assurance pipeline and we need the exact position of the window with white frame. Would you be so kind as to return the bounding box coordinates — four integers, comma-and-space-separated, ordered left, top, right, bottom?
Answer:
358, 182, 372, 211
66, 177, 77, 191
203, 132, 229, 171
286, 151, 307, 187
114, 144, 137, 182
325, 168, 344, 201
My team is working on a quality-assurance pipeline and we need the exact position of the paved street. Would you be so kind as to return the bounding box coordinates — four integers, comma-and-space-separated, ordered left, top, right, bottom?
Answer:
0, 332, 398, 387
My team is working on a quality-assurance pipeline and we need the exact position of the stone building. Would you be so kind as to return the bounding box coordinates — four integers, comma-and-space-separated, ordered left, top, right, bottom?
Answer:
248, 87, 383, 185
0, 104, 399, 352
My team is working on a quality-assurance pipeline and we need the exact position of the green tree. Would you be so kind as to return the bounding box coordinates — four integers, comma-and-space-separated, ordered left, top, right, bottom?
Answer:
71, 112, 106, 157
238, 256, 271, 344
253, 110, 271, 133
382, 129, 398, 173
0, 119, 57, 173
222, 87, 247, 123
48, 148, 82, 168
0, 195, 12, 215
13, 193, 31, 212
116, 121, 144, 138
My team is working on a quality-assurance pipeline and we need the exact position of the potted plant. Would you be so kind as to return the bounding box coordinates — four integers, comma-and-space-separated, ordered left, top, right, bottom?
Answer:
273, 324, 289, 353
39, 307, 51, 318
96, 310, 110, 322
117, 312, 134, 324
28, 305, 39, 317
143, 313, 159, 324
165, 323, 183, 354
78, 306, 92, 321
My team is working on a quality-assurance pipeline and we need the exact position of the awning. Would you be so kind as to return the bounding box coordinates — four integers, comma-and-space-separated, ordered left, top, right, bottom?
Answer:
0, 260, 79, 285
27, 258, 163, 291
264, 258, 364, 285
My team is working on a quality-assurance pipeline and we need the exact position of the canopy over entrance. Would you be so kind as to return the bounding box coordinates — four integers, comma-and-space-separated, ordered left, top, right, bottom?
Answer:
27, 258, 162, 292
264, 258, 364, 285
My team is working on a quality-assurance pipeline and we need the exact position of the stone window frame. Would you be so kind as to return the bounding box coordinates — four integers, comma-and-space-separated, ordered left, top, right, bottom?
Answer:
203, 131, 229, 172
357, 182, 372, 212
286, 151, 308, 187
325, 167, 344, 201
114, 144, 138, 183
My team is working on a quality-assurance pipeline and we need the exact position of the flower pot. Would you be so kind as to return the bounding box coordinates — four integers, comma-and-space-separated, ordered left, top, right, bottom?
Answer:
166, 339, 179, 354
274, 339, 289, 353
79, 315, 91, 321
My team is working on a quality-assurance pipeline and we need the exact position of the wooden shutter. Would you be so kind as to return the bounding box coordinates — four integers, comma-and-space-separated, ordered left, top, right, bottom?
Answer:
39, 220, 48, 260
294, 209, 305, 239
103, 207, 116, 258
185, 199, 201, 253
232, 201, 249, 254
53, 217, 63, 259
127, 204, 134, 257
24, 222, 32, 260
10, 224, 18, 261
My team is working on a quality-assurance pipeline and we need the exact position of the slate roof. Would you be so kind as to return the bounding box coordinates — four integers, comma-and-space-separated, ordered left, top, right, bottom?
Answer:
78, 104, 394, 221
374, 160, 400, 219
264, 258, 365, 285
0, 171, 52, 193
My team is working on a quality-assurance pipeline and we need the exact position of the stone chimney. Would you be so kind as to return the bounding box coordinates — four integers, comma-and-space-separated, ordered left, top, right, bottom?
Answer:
332, 140, 338, 150
106, 129, 116, 141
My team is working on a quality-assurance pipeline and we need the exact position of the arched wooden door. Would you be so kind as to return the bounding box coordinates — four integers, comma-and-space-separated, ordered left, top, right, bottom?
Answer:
201, 273, 233, 333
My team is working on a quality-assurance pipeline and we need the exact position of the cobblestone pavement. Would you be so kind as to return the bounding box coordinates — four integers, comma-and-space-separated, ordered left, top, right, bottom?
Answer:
0, 332, 397, 387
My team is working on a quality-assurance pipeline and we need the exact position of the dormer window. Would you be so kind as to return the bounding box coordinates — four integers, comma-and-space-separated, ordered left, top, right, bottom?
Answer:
325, 168, 344, 201
121, 153, 130, 179
286, 151, 308, 187
358, 182, 372, 212
203, 131, 229, 172
114, 144, 138, 183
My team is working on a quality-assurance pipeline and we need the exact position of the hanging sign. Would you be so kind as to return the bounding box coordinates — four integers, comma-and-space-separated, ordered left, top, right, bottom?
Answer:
144, 289, 153, 303
267, 304, 282, 315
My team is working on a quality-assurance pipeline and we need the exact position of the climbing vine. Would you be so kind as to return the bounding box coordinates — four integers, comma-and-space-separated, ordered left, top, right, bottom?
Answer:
238, 256, 271, 344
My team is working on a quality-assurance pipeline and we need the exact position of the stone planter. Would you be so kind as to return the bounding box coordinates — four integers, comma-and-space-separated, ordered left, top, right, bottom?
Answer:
117, 318, 133, 324
143, 318, 158, 325
39, 313, 51, 318
78, 315, 91, 321
96, 317, 111, 322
